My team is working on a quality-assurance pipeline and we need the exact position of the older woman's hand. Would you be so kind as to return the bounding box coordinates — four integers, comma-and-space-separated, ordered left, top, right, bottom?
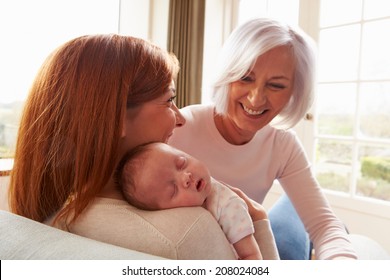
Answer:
220, 181, 268, 222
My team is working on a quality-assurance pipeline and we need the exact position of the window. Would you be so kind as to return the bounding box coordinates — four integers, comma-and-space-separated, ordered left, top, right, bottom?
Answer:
238, 0, 299, 25
314, 0, 390, 203
0, 0, 120, 159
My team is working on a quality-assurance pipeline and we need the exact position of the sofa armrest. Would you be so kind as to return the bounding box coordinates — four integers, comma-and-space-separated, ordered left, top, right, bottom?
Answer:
0, 210, 163, 260
348, 234, 390, 260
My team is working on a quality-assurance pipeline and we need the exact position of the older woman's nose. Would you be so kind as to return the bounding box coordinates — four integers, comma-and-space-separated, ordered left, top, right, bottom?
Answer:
248, 87, 267, 107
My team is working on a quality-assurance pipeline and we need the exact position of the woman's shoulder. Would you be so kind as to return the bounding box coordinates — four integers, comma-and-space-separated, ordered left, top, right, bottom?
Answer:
170, 104, 215, 144
269, 126, 297, 138
74, 197, 210, 231
180, 104, 213, 121
250, 127, 302, 162
254, 126, 298, 145
69, 197, 236, 259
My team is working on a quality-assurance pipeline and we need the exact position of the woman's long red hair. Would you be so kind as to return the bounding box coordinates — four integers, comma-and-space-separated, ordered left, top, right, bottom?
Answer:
8, 34, 179, 224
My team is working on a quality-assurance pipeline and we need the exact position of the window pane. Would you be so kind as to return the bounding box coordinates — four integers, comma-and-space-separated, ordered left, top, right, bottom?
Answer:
318, 25, 361, 81
357, 144, 390, 201
363, 0, 390, 20
0, 0, 119, 104
238, 0, 268, 23
0, 104, 22, 157
315, 139, 352, 193
0, 0, 119, 158
320, 0, 362, 27
359, 82, 390, 139
265, 0, 299, 25
316, 83, 356, 136
360, 19, 390, 80
238, 0, 299, 26
314, 0, 390, 204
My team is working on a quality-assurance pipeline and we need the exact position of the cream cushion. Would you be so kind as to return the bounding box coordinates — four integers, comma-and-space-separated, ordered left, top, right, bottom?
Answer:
0, 210, 162, 259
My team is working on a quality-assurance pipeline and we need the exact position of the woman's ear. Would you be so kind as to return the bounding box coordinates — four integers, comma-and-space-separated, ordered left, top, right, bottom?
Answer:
121, 107, 138, 138
121, 123, 126, 138
121, 111, 128, 138
121, 114, 128, 138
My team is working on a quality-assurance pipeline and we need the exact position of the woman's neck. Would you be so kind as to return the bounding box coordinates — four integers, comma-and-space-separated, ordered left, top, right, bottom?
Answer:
213, 112, 253, 145
98, 177, 124, 200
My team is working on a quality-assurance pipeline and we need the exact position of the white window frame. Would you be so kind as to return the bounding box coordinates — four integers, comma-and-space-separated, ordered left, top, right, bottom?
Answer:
298, 0, 390, 216
299, 0, 390, 252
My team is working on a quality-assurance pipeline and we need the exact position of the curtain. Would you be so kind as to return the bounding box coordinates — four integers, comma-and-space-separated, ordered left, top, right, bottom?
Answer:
168, 0, 205, 108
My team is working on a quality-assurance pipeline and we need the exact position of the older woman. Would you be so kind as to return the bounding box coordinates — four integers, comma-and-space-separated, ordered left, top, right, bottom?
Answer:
170, 18, 357, 260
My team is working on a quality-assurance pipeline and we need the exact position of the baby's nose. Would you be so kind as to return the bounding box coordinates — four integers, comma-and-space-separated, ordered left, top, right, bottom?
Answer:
183, 172, 194, 189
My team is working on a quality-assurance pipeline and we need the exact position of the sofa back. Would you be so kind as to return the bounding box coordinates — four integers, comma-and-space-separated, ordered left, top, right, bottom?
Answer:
0, 210, 163, 260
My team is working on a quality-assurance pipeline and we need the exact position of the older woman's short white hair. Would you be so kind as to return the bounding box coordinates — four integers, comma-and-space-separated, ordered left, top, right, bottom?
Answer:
211, 18, 317, 129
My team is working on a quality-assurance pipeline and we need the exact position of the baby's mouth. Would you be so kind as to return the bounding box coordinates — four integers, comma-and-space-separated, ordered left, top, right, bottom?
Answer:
196, 179, 205, 192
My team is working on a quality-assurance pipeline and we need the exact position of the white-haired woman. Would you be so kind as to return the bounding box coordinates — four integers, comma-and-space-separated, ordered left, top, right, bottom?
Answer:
170, 18, 357, 259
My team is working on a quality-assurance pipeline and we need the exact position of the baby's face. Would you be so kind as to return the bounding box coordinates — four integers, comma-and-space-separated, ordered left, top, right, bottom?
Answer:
134, 143, 212, 209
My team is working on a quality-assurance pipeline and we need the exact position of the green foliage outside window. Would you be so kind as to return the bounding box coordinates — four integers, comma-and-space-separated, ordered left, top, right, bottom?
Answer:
361, 157, 390, 183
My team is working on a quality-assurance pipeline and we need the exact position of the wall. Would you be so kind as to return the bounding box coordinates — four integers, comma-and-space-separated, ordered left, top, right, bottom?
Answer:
119, 0, 169, 48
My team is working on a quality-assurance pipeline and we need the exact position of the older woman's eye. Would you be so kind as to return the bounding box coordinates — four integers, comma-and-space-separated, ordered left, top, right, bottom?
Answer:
240, 75, 254, 83
268, 83, 286, 90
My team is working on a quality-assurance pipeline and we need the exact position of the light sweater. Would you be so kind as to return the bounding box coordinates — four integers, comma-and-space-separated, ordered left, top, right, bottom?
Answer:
169, 104, 357, 260
48, 197, 279, 259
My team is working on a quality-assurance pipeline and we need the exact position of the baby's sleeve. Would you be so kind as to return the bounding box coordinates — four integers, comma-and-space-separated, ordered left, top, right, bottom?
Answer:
218, 190, 255, 244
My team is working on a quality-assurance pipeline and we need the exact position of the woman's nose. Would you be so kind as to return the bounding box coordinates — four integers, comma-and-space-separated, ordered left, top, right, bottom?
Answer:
247, 87, 266, 107
173, 104, 186, 127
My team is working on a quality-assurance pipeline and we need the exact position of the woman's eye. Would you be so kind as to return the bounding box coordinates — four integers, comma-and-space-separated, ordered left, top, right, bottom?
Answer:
240, 76, 254, 82
167, 95, 176, 104
269, 83, 286, 90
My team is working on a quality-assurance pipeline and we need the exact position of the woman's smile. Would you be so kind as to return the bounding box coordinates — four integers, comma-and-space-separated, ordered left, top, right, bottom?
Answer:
241, 103, 267, 117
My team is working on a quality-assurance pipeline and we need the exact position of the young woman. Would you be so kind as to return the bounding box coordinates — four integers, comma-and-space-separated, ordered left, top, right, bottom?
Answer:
9, 34, 278, 259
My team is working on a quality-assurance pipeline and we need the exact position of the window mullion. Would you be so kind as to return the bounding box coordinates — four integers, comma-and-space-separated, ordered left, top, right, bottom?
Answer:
351, 8, 365, 199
